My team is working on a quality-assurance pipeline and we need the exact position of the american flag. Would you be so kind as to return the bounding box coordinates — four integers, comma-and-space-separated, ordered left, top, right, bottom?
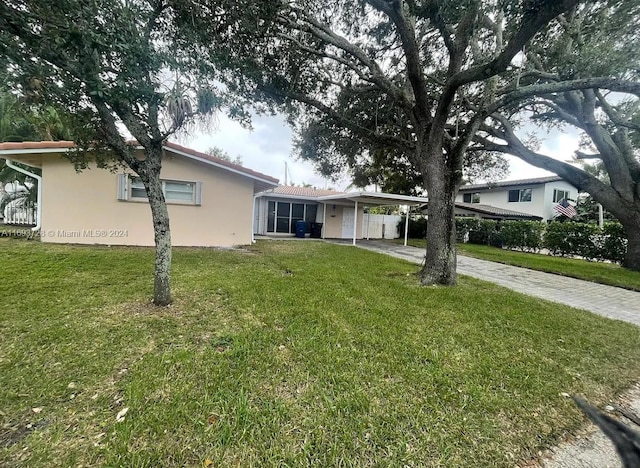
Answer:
554, 198, 577, 218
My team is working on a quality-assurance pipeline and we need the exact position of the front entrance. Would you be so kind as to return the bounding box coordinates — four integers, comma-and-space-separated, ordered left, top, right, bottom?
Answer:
342, 208, 355, 238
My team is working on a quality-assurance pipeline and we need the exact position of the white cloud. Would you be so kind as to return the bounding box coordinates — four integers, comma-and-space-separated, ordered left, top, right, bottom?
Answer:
502, 126, 581, 181
182, 114, 349, 190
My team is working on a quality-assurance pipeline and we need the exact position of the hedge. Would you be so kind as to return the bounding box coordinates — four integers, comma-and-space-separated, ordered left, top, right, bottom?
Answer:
454, 218, 626, 263
399, 217, 627, 263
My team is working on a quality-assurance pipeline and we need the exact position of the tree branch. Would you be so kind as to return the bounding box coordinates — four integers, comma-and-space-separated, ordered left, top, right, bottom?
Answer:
278, 10, 412, 107
450, 0, 582, 88
490, 77, 640, 114
372, 0, 430, 117
260, 84, 414, 153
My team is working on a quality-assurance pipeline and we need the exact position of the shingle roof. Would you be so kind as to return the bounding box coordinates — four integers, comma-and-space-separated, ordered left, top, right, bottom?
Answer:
0, 140, 279, 185
455, 202, 543, 220
459, 176, 563, 192
269, 186, 345, 197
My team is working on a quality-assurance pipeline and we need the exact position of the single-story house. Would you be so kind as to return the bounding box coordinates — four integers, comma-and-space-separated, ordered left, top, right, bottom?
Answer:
0, 141, 279, 246
0, 141, 429, 247
456, 176, 578, 221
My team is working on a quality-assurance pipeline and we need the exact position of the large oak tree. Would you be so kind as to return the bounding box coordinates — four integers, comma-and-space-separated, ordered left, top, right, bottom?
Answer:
179, 0, 584, 285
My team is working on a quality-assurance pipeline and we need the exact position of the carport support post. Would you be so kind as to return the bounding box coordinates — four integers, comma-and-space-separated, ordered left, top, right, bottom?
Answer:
352, 200, 358, 246
404, 206, 409, 247
322, 202, 326, 239
366, 208, 370, 240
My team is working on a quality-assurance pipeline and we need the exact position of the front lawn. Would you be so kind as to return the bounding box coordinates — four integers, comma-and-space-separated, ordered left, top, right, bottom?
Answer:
2, 239, 640, 466
397, 238, 640, 291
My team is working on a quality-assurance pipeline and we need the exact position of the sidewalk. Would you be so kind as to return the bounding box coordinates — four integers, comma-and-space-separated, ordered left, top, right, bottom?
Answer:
340, 240, 640, 327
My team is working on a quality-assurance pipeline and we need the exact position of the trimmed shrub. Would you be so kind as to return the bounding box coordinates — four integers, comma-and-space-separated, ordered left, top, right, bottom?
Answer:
544, 222, 599, 260
455, 218, 479, 242
499, 221, 545, 252
397, 216, 427, 239
600, 222, 627, 263
403, 215, 627, 265
467, 220, 500, 246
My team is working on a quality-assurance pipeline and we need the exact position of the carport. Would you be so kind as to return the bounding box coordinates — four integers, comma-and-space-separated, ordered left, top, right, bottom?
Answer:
316, 192, 429, 246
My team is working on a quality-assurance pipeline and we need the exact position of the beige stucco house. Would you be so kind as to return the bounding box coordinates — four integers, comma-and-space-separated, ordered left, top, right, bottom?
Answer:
0, 141, 279, 247
1, 141, 430, 247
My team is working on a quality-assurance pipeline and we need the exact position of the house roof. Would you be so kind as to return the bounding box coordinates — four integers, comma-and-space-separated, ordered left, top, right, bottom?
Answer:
270, 185, 344, 198
0, 140, 279, 190
459, 176, 564, 192
455, 202, 543, 220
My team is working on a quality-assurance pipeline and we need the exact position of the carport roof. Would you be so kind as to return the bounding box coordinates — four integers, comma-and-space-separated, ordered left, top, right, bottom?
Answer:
258, 186, 429, 206
317, 191, 429, 206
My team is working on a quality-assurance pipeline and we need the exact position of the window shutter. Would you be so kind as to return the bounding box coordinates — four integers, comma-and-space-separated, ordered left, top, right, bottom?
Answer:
463, 193, 472, 203
194, 181, 202, 205
508, 190, 519, 202
117, 174, 128, 201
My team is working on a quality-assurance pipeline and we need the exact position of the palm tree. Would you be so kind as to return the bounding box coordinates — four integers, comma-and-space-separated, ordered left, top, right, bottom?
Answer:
0, 88, 70, 223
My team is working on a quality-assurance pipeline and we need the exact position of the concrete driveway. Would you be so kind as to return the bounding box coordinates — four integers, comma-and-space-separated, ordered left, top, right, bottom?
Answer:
333, 239, 640, 327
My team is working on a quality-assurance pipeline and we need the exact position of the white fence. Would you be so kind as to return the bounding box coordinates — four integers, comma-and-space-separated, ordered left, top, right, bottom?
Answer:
362, 214, 402, 239
3, 203, 37, 226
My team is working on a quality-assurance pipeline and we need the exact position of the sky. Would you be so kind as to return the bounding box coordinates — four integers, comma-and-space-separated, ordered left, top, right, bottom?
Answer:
184, 112, 581, 192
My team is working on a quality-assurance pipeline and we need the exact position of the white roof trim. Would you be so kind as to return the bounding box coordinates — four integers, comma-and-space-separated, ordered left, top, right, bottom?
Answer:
318, 191, 429, 205
255, 190, 429, 205
0, 147, 74, 155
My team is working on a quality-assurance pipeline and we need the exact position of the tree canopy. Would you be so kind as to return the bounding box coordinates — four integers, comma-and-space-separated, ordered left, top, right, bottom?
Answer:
473, 0, 640, 269
0, 0, 224, 304
180, 0, 587, 284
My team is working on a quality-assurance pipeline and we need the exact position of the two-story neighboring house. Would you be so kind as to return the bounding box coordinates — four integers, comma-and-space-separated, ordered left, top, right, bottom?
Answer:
456, 176, 578, 221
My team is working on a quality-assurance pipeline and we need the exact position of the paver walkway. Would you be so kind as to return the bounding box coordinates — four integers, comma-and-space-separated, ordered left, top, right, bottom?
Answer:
337, 239, 640, 327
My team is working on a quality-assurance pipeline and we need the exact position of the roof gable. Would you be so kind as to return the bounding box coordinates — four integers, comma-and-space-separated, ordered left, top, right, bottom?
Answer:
269, 185, 345, 198
0, 140, 279, 187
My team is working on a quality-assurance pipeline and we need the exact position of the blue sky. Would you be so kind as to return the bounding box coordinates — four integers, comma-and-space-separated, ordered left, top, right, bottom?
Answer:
184, 113, 578, 191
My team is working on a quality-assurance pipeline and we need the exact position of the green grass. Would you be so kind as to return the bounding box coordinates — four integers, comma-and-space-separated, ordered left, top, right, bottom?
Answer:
397, 238, 640, 291
2, 239, 640, 466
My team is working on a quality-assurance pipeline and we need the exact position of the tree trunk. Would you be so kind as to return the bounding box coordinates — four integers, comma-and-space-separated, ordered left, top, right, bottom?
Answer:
420, 158, 457, 285
139, 152, 172, 306
622, 218, 640, 272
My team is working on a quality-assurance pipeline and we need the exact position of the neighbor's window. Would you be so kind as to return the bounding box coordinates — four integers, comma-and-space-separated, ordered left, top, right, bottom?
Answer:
553, 189, 570, 203
462, 193, 481, 203
508, 188, 532, 202
123, 176, 201, 205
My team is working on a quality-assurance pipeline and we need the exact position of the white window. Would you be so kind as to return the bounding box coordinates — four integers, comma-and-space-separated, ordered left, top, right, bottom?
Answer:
117, 174, 202, 205
508, 188, 532, 202
553, 189, 570, 203
462, 193, 480, 203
